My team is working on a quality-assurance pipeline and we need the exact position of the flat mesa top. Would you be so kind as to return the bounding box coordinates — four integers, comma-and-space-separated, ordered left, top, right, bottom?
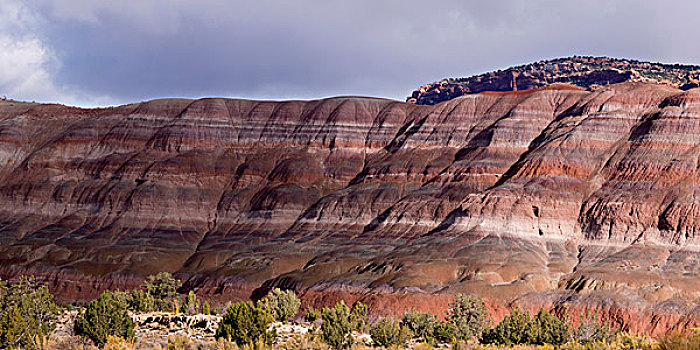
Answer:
409, 56, 700, 105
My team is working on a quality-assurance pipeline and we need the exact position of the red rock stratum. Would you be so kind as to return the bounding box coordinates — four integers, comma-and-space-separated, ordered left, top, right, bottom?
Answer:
1, 82, 700, 334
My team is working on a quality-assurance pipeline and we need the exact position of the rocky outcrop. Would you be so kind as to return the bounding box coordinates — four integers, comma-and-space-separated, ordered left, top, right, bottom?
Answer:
132, 313, 220, 340
408, 56, 700, 105
1, 83, 700, 335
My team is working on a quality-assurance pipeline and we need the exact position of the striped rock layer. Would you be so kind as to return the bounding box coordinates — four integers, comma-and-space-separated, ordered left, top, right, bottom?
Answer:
0, 83, 699, 334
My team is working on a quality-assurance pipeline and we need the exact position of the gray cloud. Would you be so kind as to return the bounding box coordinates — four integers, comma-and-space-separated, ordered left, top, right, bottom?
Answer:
3, 0, 700, 106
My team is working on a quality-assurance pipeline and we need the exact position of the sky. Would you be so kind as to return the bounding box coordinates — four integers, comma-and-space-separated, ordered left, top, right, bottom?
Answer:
2, 0, 700, 107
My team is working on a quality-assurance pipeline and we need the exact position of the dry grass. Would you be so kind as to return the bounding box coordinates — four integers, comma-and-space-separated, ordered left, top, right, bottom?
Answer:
658, 333, 700, 350
33, 335, 240, 350
26, 331, 698, 350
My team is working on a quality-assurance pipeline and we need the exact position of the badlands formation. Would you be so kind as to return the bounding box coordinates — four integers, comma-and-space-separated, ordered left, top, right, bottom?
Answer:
1, 60, 700, 334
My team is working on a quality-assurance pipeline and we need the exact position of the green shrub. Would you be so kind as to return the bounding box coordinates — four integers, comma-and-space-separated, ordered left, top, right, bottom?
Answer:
203, 301, 211, 315
74, 290, 135, 348
432, 320, 459, 344
184, 291, 200, 315
370, 317, 411, 347
305, 307, 321, 323
480, 307, 533, 346
530, 309, 569, 345
143, 272, 182, 312
401, 310, 437, 343
126, 289, 156, 312
215, 301, 274, 346
572, 311, 617, 344
321, 301, 353, 349
480, 307, 569, 346
349, 302, 369, 332
0, 277, 58, 350
257, 288, 301, 322
446, 293, 489, 340
121, 273, 185, 313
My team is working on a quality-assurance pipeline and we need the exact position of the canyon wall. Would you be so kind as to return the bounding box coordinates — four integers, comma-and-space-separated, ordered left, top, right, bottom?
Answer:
0, 83, 699, 334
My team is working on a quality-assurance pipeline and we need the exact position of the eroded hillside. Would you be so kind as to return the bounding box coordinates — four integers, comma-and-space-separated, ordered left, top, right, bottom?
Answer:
0, 83, 699, 334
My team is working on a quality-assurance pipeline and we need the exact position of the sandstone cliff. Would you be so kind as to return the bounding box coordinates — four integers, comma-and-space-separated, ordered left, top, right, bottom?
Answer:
408, 56, 700, 105
1, 83, 700, 334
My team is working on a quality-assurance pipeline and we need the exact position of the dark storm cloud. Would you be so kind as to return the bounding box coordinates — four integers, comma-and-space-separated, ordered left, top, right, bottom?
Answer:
4, 0, 700, 106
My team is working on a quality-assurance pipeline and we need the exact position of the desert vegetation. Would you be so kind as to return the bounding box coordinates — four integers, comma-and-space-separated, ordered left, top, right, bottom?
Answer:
0, 277, 58, 349
0, 275, 698, 350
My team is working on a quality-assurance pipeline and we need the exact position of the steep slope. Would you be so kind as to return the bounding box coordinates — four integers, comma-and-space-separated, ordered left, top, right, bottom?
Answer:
0, 83, 699, 334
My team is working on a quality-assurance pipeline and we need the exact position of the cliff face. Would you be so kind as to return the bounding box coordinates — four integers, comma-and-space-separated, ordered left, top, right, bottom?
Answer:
1, 83, 700, 334
409, 56, 700, 105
